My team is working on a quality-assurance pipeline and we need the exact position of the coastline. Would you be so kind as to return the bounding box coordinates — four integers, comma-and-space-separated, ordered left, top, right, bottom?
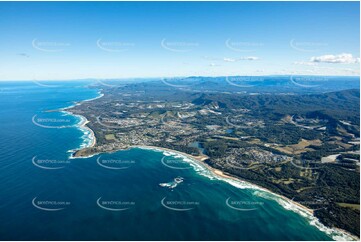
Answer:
133, 145, 358, 241
65, 91, 358, 241
78, 119, 97, 148
60, 91, 104, 156
70, 140, 358, 240
135, 145, 315, 215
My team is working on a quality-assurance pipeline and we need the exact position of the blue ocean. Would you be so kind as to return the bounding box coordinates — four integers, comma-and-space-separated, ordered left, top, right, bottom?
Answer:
0, 81, 350, 240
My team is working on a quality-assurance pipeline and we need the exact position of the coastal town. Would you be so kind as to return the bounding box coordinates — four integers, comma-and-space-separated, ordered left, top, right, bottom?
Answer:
67, 78, 360, 238
1, 1, 359, 241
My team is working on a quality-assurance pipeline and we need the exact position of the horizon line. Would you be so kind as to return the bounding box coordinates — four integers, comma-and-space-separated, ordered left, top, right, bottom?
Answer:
0, 74, 360, 82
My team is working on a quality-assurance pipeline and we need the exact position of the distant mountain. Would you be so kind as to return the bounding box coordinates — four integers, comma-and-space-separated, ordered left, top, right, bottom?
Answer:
155, 76, 360, 94
190, 89, 360, 126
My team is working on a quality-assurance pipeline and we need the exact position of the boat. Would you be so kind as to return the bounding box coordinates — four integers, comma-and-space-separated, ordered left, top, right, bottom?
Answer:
159, 177, 184, 188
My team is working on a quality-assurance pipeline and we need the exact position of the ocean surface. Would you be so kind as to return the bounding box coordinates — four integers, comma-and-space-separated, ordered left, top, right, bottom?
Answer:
0, 81, 348, 240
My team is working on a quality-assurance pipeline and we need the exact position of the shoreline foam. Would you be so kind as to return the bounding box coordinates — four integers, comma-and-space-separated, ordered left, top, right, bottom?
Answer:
134, 145, 358, 241
58, 91, 104, 157
69, 141, 358, 240
65, 91, 357, 241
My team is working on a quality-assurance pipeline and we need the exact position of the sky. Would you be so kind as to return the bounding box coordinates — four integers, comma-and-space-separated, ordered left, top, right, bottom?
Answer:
0, 1, 359, 80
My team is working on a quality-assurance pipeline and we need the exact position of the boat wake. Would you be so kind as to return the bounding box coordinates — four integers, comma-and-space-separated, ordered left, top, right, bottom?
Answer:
140, 146, 357, 241
159, 177, 184, 189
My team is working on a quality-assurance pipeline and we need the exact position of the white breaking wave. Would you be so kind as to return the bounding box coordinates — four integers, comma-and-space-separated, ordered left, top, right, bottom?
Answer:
63, 91, 104, 156
138, 146, 356, 241
252, 190, 355, 241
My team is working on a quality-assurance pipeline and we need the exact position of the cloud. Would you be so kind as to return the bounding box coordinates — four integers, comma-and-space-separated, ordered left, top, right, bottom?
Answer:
204, 56, 260, 62
223, 56, 259, 62
310, 53, 359, 64
305, 66, 360, 75
241, 56, 259, 61
223, 57, 236, 62
340, 68, 360, 74
203, 56, 218, 61
209, 63, 221, 67
293, 61, 317, 66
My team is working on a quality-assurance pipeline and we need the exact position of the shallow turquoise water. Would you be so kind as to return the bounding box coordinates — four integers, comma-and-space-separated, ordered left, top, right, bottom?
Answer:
0, 81, 337, 240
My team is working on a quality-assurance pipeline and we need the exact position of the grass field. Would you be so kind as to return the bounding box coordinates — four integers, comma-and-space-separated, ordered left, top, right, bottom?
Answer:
337, 203, 360, 211
105, 134, 116, 140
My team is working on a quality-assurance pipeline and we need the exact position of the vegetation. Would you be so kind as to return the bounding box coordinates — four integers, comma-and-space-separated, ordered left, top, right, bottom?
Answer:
70, 78, 360, 237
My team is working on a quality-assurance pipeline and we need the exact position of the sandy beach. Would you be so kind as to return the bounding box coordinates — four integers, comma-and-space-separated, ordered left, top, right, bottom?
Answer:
134, 145, 358, 241
80, 120, 97, 147
58, 89, 357, 240
66, 139, 358, 240
135, 145, 315, 215
61, 92, 103, 150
